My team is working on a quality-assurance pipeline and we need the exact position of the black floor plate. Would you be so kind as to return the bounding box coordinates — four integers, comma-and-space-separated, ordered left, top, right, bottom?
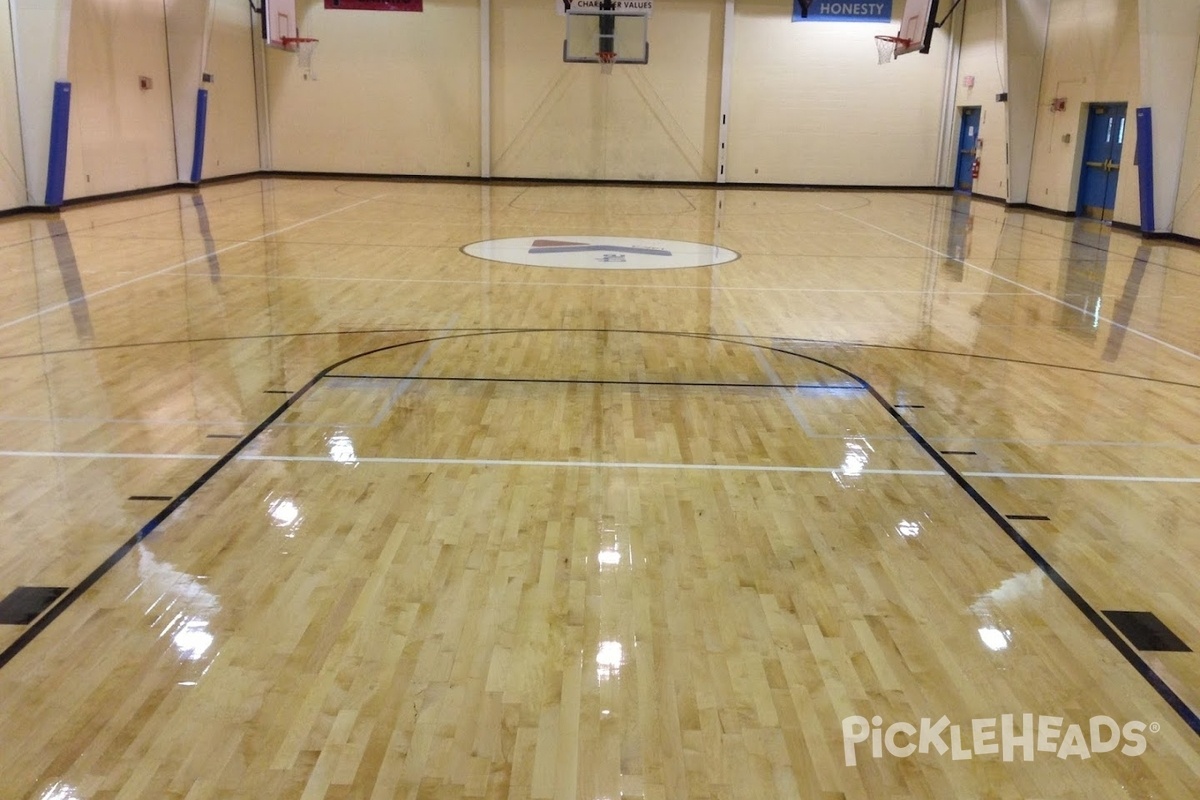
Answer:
1105, 610, 1192, 652
0, 586, 68, 625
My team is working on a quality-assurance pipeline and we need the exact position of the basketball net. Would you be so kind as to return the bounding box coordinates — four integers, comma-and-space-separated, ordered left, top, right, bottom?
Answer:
282, 37, 320, 81
875, 35, 908, 65
297, 40, 319, 81
598, 51, 615, 75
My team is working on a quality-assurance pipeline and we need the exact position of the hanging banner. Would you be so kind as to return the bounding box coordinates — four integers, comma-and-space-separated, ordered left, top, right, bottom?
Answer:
793, 0, 892, 22
557, 0, 652, 15
325, 0, 423, 11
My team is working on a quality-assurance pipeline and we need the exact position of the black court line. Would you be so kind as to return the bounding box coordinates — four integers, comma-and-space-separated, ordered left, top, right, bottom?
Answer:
1006, 514, 1052, 521
2, 327, 1198, 393
681, 332, 1200, 738
128, 495, 173, 502
0, 352, 328, 670
894, 404, 925, 409
205, 434, 244, 439
262, 390, 292, 395
1, 327, 1197, 741
326, 374, 865, 391
939, 450, 978, 456
772, 337, 1200, 392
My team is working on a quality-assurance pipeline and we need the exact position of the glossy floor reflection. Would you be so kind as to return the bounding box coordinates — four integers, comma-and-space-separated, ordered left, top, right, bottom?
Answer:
0, 180, 1198, 798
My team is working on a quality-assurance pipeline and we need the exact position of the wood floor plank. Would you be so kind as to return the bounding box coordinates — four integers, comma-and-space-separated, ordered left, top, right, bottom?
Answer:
0, 180, 1198, 798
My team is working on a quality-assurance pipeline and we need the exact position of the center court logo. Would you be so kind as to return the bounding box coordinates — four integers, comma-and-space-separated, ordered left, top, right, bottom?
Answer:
841, 714, 1157, 766
527, 238, 671, 257
461, 236, 739, 270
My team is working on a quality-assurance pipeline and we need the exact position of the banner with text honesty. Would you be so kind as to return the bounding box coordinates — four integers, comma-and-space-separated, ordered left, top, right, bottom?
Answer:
793, 0, 892, 22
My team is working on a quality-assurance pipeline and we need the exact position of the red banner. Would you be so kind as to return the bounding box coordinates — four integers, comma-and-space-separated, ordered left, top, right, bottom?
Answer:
325, 0, 423, 10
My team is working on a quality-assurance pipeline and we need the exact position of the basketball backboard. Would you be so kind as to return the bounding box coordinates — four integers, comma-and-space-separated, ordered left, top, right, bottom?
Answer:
894, 0, 938, 56
563, 9, 649, 65
263, 0, 299, 49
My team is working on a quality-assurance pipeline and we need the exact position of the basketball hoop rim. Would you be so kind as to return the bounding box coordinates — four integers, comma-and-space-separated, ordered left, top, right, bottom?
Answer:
874, 35, 912, 46
597, 51, 617, 63
280, 36, 319, 47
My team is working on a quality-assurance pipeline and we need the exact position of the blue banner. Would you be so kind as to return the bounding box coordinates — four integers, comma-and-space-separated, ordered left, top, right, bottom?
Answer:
794, 0, 892, 22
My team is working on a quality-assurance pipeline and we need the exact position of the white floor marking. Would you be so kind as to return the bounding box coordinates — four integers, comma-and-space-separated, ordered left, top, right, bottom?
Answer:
0, 450, 217, 461
0, 193, 387, 332
822, 205, 1200, 362
962, 471, 1200, 484
234, 454, 942, 474
733, 318, 818, 436
5, 449, 1200, 483
211, 271, 1026, 295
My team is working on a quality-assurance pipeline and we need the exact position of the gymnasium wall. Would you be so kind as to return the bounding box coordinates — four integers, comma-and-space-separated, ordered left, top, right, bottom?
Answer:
491, 0, 722, 181
953, 0, 1006, 200
0, 1, 26, 211
201, 0, 262, 179
1025, 0, 1141, 223
63, 0, 179, 199
725, 2, 954, 186
6, 0, 1200, 244
265, 0, 480, 175
1170, 48, 1200, 240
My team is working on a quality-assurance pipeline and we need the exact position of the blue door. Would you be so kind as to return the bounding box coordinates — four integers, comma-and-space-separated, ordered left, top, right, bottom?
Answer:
1077, 103, 1127, 221
955, 107, 981, 192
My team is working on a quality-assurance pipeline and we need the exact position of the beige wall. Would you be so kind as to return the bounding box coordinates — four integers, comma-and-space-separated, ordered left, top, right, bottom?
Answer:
0, 0, 27, 210
953, 0, 1006, 199
203, 0, 262, 178
726, 3, 954, 185
64, 0, 179, 199
1026, 0, 1140, 222
6, 0, 1200, 242
1171, 45, 1200, 239
491, 0, 722, 180
266, 0, 480, 175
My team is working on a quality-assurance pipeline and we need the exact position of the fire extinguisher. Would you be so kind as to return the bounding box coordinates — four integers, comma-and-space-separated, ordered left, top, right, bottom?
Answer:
972, 157, 981, 179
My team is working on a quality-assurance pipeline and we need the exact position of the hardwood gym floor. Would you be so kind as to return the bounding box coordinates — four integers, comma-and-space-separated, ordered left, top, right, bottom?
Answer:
0, 178, 1197, 798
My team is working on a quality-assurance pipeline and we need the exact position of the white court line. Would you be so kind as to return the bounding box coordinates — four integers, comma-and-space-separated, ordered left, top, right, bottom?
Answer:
733, 318, 818, 435
0, 194, 387, 332
0, 415, 250, 426
236, 454, 943, 474
5, 448, 1200, 483
821, 205, 1200, 362
962, 471, 1200, 484
0, 450, 217, 461
212, 272, 1026, 295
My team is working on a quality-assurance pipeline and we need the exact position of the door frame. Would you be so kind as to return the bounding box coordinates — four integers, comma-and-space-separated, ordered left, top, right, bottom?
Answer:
1076, 102, 1129, 221
955, 106, 982, 193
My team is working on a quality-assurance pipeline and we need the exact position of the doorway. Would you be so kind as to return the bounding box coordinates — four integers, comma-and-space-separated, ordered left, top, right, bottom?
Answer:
1077, 103, 1127, 221
955, 107, 981, 192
